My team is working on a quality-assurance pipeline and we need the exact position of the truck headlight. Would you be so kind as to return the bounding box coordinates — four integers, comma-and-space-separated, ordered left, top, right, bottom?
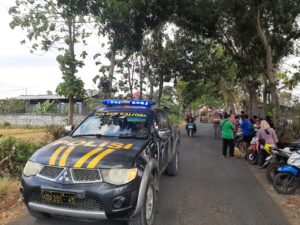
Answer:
23, 161, 43, 177
101, 168, 137, 185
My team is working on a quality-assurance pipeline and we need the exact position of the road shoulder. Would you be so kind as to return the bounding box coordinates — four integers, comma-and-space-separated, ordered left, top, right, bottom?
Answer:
248, 164, 300, 225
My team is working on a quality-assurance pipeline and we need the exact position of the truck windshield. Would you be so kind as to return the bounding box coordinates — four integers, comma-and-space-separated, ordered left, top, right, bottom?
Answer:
72, 111, 150, 139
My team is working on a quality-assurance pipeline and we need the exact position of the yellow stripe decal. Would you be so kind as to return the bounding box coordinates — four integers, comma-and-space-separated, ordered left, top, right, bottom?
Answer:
73, 147, 103, 168
49, 146, 65, 166
87, 149, 114, 169
58, 147, 75, 167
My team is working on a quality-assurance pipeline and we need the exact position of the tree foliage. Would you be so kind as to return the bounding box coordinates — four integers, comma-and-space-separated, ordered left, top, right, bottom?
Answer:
9, 0, 90, 124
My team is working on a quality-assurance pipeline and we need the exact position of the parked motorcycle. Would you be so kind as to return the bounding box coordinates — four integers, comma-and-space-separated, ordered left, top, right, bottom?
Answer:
264, 147, 293, 183
245, 137, 271, 165
234, 128, 243, 151
187, 123, 196, 138
245, 136, 260, 165
273, 150, 300, 195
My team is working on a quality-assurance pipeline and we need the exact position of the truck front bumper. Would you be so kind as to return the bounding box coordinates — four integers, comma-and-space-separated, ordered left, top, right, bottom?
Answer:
21, 175, 141, 221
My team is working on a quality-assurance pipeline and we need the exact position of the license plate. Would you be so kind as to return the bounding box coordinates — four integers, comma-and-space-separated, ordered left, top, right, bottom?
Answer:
188, 124, 194, 128
42, 190, 76, 204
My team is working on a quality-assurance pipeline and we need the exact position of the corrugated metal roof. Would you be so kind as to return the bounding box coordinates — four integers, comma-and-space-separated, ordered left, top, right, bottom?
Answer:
0, 95, 67, 100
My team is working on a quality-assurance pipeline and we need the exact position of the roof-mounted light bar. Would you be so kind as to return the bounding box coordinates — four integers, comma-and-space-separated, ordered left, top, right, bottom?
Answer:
102, 100, 156, 108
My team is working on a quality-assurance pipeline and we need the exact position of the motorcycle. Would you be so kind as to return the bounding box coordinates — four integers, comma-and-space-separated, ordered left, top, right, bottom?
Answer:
245, 136, 260, 165
273, 149, 300, 195
245, 137, 271, 165
187, 122, 196, 138
264, 147, 293, 183
264, 142, 300, 183
234, 128, 243, 151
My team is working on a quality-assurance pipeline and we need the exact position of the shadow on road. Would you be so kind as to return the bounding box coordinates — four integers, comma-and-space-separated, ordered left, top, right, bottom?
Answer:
10, 215, 124, 225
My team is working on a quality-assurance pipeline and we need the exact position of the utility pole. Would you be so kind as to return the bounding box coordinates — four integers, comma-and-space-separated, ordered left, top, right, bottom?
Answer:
25, 88, 28, 113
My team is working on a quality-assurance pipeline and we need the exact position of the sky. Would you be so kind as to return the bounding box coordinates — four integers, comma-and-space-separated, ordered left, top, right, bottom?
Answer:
0, 0, 299, 100
0, 0, 109, 98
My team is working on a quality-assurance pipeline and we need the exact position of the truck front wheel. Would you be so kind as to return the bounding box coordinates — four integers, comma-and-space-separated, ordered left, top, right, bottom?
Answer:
128, 175, 157, 225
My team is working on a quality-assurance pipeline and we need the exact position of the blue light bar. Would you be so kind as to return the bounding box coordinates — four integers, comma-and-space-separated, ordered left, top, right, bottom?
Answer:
102, 100, 156, 107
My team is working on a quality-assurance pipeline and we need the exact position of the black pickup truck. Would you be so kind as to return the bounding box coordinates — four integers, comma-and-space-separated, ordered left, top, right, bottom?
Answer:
20, 100, 181, 225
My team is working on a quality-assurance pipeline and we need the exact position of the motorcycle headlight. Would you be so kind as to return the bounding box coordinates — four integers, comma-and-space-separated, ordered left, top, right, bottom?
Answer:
101, 168, 137, 185
23, 161, 43, 177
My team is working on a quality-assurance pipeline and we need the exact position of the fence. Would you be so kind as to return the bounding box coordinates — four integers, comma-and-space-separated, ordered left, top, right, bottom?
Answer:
0, 114, 86, 126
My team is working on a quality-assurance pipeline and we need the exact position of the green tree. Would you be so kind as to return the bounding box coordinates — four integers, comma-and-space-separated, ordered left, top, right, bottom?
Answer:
175, 0, 300, 123
9, 0, 90, 125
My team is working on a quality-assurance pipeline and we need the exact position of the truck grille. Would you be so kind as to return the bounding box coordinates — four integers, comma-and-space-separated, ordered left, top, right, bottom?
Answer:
71, 169, 102, 182
30, 191, 104, 211
39, 166, 64, 179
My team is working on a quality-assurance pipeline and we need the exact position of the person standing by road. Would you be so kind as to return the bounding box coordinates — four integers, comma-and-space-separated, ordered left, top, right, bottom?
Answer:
212, 112, 221, 139
240, 114, 253, 152
229, 112, 238, 131
257, 120, 278, 167
220, 113, 235, 158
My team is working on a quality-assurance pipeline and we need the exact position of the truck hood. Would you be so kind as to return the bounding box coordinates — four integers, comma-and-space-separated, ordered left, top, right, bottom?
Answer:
30, 136, 149, 169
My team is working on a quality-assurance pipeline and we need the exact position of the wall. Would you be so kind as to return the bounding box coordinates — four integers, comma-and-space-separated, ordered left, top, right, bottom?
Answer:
0, 114, 86, 126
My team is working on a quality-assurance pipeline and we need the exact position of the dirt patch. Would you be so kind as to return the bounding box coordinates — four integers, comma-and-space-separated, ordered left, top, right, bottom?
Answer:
0, 181, 27, 225
249, 165, 300, 225
0, 128, 48, 144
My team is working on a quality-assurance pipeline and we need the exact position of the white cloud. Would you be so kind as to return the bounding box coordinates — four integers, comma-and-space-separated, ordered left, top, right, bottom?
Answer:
0, 0, 109, 98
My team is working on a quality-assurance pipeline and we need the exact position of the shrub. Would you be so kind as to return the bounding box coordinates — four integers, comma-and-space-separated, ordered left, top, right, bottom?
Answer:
46, 125, 68, 140
0, 121, 11, 128
0, 136, 40, 177
169, 114, 184, 125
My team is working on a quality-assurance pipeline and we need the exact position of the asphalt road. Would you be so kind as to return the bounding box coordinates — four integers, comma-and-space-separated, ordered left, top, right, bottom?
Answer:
10, 123, 289, 225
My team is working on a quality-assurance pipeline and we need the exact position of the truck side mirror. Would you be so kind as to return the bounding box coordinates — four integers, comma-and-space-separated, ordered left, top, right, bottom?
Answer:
157, 129, 171, 140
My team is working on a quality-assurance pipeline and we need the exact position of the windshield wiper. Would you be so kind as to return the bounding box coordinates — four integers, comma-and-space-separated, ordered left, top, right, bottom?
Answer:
118, 134, 136, 139
72, 134, 102, 138
119, 134, 148, 139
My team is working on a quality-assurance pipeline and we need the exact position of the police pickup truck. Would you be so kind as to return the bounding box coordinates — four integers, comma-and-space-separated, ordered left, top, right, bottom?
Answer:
21, 100, 181, 225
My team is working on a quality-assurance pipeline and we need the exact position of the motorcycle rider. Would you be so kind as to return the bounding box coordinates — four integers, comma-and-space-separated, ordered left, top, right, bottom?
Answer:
185, 113, 197, 133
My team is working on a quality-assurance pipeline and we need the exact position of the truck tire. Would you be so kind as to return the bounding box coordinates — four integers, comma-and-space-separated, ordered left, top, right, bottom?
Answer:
166, 149, 179, 176
128, 175, 157, 225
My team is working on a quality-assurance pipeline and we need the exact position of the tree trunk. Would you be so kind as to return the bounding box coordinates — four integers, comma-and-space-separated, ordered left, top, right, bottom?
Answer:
156, 74, 164, 106
149, 78, 154, 101
68, 98, 75, 125
138, 56, 143, 100
68, 17, 76, 125
127, 65, 133, 99
220, 78, 236, 114
262, 74, 268, 117
247, 82, 257, 116
108, 50, 116, 98
255, 5, 280, 123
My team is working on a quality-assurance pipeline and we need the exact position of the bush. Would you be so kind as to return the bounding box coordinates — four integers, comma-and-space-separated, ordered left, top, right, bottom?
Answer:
169, 114, 184, 125
0, 136, 40, 177
0, 121, 11, 128
46, 125, 68, 140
